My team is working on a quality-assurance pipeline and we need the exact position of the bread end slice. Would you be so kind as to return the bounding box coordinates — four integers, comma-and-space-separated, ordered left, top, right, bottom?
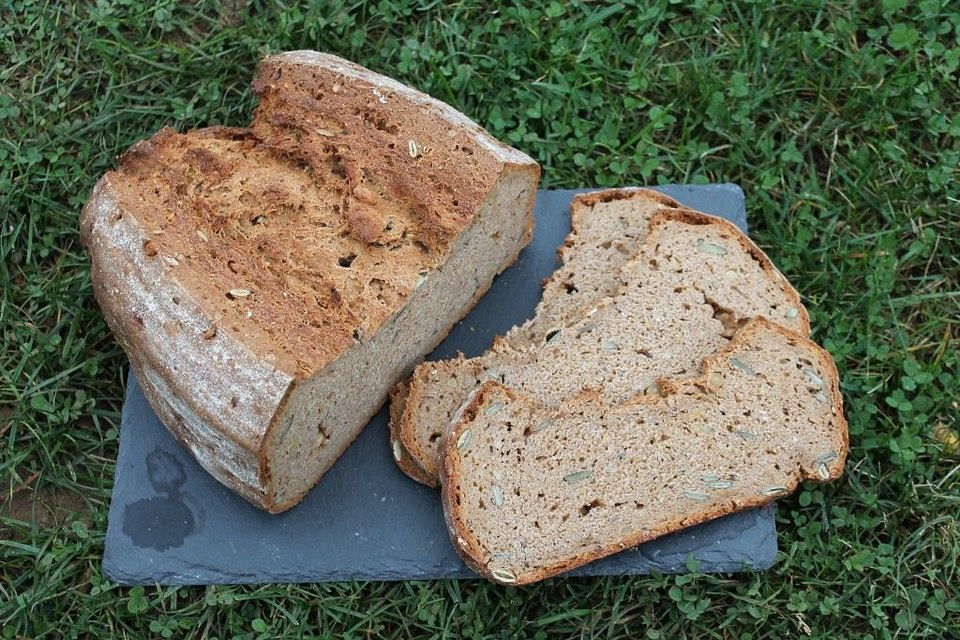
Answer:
440, 317, 846, 585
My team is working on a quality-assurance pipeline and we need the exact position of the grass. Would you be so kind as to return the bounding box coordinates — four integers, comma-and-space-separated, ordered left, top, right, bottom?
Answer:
1, 0, 958, 637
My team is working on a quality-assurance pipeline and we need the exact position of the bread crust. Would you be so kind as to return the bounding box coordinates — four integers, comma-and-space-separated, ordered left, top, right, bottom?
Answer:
440, 317, 847, 585
82, 52, 539, 512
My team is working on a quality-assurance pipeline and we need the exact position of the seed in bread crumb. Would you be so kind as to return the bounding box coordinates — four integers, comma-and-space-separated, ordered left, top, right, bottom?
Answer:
484, 402, 504, 416
708, 372, 725, 388
391, 439, 402, 462
761, 485, 788, 496
563, 470, 592, 484
602, 339, 620, 351
734, 430, 758, 440
408, 139, 419, 158
456, 429, 472, 450
696, 239, 728, 255
802, 368, 824, 389
315, 128, 335, 137
706, 479, 734, 489
533, 419, 554, 432
683, 490, 710, 501
227, 288, 252, 299
814, 391, 828, 404
786, 307, 800, 319
163, 255, 179, 267
491, 484, 504, 507
491, 568, 517, 584
202, 325, 217, 340
643, 382, 661, 397
544, 328, 561, 344
729, 357, 756, 376
700, 474, 719, 483
196, 230, 208, 242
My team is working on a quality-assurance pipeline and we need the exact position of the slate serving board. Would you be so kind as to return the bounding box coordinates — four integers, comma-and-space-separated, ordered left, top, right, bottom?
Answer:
103, 184, 777, 585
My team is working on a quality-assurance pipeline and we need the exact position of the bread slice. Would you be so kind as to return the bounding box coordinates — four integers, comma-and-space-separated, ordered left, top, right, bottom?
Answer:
441, 317, 847, 585
391, 200, 810, 485
388, 189, 686, 482
80, 51, 540, 513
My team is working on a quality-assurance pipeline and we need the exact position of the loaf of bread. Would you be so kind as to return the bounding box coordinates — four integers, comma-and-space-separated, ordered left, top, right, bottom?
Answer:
441, 318, 847, 584
80, 51, 540, 512
391, 191, 809, 485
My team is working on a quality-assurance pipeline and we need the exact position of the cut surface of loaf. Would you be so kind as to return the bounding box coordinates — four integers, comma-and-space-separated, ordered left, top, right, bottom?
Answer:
391, 197, 810, 485
80, 51, 539, 512
441, 318, 847, 585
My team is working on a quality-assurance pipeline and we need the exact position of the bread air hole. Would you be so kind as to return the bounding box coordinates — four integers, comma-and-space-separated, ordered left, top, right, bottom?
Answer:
338, 253, 356, 268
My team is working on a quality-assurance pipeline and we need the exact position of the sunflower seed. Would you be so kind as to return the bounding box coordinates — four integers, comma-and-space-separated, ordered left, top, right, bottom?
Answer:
707, 479, 734, 490
491, 568, 517, 584
484, 402, 504, 416
786, 307, 800, 319
700, 474, 719, 483
491, 484, 504, 507
391, 439, 402, 462
456, 429, 472, 450
684, 490, 711, 501
708, 372, 725, 388
602, 339, 620, 351
414, 274, 427, 289
533, 419, 554, 433
761, 485, 788, 496
408, 139, 419, 158
563, 470, 592, 484
482, 369, 502, 381
544, 328, 562, 344
729, 357, 756, 376
315, 128, 335, 137
163, 255, 179, 267
734, 430, 758, 440
697, 239, 728, 255
196, 230, 208, 242
817, 463, 831, 480
643, 382, 661, 397
814, 391, 828, 405
227, 288, 251, 299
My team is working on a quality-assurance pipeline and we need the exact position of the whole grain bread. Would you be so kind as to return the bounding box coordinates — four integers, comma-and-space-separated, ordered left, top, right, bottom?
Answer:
80, 51, 540, 512
391, 196, 810, 485
441, 317, 847, 585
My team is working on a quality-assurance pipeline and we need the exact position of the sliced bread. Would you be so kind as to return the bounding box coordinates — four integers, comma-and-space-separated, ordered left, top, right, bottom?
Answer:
80, 51, 539, 512
389, 188, 684, 483
391, 201, 810, 485
441, 317, 847, 585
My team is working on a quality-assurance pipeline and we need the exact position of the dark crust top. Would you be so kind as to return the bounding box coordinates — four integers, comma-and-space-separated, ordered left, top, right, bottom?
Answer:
439, 317, 847, 585
94, 52, 538, 378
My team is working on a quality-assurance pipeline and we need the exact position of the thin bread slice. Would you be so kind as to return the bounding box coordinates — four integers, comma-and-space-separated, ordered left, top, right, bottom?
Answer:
389, 188, 685, 482
392, 205, 810, 485
441, 318, 847, 585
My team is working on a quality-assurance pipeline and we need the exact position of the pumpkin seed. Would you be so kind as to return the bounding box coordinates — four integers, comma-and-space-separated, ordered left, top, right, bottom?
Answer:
563, 470, 592, 484
786, 307, 800, 319
544, 328, 562, 344
707, 479, 734, 490
484, 402, 504, 416
729, 357, 756, 376
456, 429, 472, 450
802, 368, 824, 389
696, 239, 728, 255
408, 139, 419, 158
684, 490, 711, 501
491, 568, 517, 584
533, 419, 555, 433
491, 484, 504, 507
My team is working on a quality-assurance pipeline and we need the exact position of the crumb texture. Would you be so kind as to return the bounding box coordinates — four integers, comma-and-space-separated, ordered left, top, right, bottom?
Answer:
393, 193, 808, 484
442, 319, 846, 585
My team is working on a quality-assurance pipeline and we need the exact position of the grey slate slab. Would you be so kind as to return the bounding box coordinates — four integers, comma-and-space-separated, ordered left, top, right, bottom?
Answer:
102, 183, 776, 585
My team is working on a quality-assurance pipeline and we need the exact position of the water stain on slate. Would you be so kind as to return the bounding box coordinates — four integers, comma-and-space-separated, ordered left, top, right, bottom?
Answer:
122, 447, 196, 551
